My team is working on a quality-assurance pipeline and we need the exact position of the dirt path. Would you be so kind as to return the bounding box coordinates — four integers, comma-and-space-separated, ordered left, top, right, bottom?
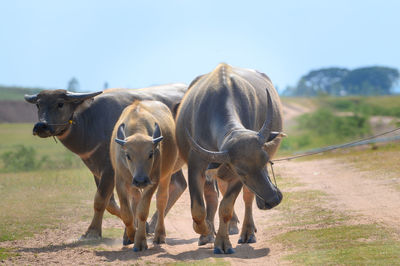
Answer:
1, 178, 287, 265
278, 158, 400, 230
2, 156, 400, 264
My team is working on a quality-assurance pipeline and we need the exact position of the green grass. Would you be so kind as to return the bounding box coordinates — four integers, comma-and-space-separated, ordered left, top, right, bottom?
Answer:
276, 225, 400, 265
0, 168, 94, 241
0, 124, 83, 172
272, 184, 400, 264
0, 86, 42, 101
0, 248, 18, 260
0, 123, 74, 158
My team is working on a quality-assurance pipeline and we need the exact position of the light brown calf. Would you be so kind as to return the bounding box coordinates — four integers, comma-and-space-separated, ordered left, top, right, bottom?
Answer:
110, 100, 179, 251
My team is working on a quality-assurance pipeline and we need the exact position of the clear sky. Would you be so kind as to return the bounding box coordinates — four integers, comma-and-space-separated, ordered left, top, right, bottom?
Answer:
1, 0, 399, 92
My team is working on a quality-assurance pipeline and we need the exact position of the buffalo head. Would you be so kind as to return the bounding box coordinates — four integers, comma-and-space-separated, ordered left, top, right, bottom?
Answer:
187, 90, 285, 210
115, 123, 163, 188
24, 90, 102, 138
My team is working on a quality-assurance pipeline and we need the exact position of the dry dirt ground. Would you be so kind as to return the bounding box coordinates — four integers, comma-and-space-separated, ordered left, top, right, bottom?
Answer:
2, 156, 400, 265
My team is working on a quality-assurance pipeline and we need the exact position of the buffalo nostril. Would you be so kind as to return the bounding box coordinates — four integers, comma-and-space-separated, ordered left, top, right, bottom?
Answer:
132, 176, 151, 188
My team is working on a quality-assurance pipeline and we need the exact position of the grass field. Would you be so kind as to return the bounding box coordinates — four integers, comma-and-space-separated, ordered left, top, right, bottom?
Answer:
0, 86, 42, 101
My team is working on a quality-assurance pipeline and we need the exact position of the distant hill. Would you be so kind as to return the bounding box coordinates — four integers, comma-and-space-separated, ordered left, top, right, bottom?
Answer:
0, 86, 43, 101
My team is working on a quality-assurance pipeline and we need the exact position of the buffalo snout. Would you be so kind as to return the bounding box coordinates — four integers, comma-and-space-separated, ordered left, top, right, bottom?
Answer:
256, 187, 283, 210
33, 122, 54, 137
132, 175, 151, 188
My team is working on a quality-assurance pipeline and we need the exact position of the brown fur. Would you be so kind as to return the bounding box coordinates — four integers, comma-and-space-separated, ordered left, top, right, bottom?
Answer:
110, 100, 179, 251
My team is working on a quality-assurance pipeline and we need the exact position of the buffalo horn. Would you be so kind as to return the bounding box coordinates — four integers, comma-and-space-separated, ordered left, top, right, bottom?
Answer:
66, 91, 102, 102
152, 123, 163, 144
24, 94, 38, 103
185, 129, 229, 163
257, 89, 273, 143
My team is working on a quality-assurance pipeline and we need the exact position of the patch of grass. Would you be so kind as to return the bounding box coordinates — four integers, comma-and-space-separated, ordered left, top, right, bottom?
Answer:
0, 248, 18, 260
275, 224, 400, 265
0, 168, 94, 241
274, 189, 347, 227
0, 86, 42, 101
0, 124, 83, 172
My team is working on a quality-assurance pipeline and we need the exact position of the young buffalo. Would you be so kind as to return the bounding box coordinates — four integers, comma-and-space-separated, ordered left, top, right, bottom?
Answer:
110, 100, 179, 251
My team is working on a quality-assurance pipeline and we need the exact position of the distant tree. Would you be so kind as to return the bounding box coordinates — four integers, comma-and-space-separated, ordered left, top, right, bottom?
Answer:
340, 66, 399, 95
284, 66, 399, 96
292, 68, 349, 96
67, 77, 80, 92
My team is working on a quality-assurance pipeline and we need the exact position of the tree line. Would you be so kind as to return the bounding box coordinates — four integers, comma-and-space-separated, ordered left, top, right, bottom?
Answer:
283, 66, 399, 96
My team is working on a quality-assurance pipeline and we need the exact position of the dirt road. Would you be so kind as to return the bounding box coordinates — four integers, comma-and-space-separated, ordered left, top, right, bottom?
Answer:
2, 155, 400, 265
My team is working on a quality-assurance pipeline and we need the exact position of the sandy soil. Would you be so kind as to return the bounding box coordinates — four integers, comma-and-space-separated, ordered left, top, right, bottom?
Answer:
0, 182, 288, 265
278, 158, 400, 231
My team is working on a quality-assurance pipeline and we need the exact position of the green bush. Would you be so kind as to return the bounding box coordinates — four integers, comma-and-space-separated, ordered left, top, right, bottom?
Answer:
0, 145, 43, 172
0, 145, 83, 172
282, 109, 371, 152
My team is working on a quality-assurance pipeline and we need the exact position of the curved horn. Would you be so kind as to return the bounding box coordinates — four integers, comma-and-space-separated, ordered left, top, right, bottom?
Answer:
117, 123, 126, 140
115, 123, 126, 146
257, 89, 274, 143
66, 91, 103, 102
152, 123, 163, 144
115, 138, 126, 146
24, 94, 38, 103
185, 128, 229, 163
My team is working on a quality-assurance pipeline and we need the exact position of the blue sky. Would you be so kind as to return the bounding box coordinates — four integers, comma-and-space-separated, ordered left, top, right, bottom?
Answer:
1, 0, 399, 92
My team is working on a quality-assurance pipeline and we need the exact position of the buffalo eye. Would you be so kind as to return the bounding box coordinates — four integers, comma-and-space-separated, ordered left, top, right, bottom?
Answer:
126, 154, 131, 161
57, 102, 64, 108
148, 151, 154, 159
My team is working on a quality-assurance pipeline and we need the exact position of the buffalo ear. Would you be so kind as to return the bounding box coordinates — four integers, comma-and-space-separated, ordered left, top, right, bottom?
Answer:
263, 132, 287, 151
152, 123, 163, 145
267, 131, 287, 142
24, 94, 38, 104
117, 123, 126, 140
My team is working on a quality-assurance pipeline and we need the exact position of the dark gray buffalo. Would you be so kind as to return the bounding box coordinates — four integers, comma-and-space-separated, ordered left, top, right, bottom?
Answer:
175, 63, 285, 254
24, 84, 187, 241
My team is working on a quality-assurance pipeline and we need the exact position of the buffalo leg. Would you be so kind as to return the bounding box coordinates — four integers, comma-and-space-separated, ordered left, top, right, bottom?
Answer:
116, 179, 136, 245
81, 170, 114, 239
187, 154, 211, 239
218, 180, 240, 235
153, 172, 172, 244
148, 170, 187, 233
107, 193, 121, 218
238, 186, 257, 244
214, 179, 243, 254
198, 179, 218, 245
133, 184, 158, 252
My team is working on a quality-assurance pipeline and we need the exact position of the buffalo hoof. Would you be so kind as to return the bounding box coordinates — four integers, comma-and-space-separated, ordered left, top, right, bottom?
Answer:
213, 247, 235, 254
238, 234, 257, 244
123, 238, 133, 246
133, 246, 148, 252
213, 247, 223, 254
79, 229, 101, 241
198, 234, 215, 246
153, 234, 166, 244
